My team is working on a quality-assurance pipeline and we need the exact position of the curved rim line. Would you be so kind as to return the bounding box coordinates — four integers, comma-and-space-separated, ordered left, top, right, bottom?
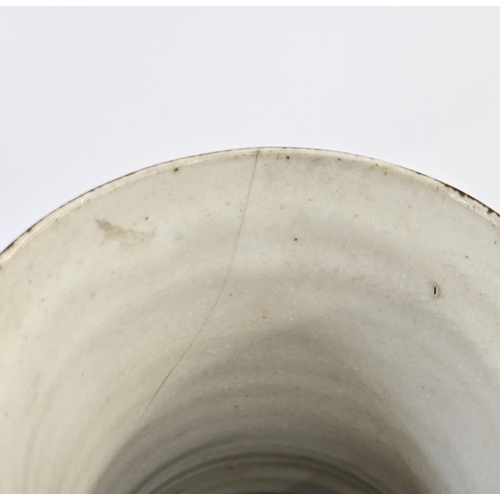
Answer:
1, 146, 499, 268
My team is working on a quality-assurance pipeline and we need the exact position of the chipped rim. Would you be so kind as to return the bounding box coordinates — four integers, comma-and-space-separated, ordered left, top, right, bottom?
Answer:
1, 147, 499, 269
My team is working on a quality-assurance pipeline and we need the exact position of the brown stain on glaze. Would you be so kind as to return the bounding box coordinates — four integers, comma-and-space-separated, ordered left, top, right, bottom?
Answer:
95, 220, 130, 239
439, 183, 472, 200
95, 219, 155, 243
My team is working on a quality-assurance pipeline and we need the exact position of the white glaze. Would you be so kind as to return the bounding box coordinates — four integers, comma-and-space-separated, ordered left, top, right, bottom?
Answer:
0, 148, 499, 493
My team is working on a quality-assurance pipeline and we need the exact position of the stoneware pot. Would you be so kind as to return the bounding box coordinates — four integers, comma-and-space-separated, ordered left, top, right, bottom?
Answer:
1, 148, 499, 493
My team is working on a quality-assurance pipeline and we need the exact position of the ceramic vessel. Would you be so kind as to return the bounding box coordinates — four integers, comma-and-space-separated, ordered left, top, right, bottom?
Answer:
1, 148, 499, 493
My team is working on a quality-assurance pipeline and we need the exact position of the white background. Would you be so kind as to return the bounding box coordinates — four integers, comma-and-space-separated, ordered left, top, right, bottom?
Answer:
1, 7, 500, 251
